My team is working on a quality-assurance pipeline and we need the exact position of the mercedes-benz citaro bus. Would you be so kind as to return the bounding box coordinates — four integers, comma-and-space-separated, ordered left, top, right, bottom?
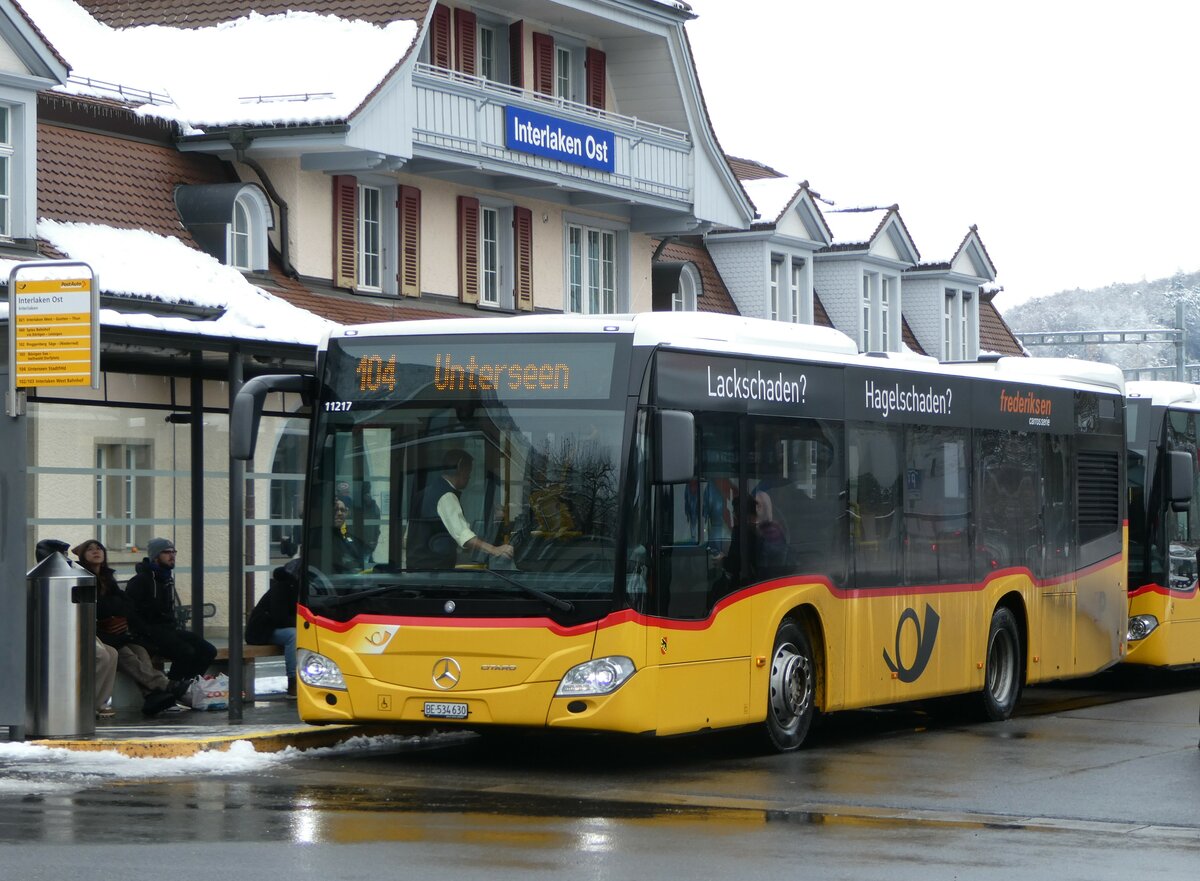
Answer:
233, 313, 1128, 751
1124, 381, 1200, 667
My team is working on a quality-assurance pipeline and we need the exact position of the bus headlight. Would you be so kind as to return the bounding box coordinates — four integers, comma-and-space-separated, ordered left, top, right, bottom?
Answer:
555, 656, 636, 697
298, 649, 347, 690
1127, 615, 1159, 642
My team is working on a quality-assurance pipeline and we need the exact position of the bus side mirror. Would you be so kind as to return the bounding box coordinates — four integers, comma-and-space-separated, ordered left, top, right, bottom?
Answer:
231, 374, 312, 460
654, 409, 695, 484
1168, 450, 1194, 512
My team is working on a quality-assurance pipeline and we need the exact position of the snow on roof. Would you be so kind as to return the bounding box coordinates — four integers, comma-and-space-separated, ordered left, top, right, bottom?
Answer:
824, 207, 889, 246
28, 1, 419, 128
0, 221, 333, 346
742, 176, 804, 224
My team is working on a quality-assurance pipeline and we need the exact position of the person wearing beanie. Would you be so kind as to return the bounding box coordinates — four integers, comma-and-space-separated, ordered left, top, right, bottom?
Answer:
125, 538, 217, 685
74, 539, 188, 716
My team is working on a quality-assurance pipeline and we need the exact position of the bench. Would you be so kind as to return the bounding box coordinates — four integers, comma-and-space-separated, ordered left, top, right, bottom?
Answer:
210, 644, 286, 702
109, 643, 285, 711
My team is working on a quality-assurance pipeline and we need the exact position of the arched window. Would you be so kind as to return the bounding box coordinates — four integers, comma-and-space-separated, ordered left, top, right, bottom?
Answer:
230, 187, 272, 272
673, 263, 699, 311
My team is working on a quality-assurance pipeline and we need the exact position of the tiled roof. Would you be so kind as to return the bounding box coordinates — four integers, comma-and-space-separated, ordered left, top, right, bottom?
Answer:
38, 117, 232, 242
813, 290, 832, 329
901, 317, 925, 356
77, 0, 430, 27
979, 297, 1024, 356
725, 155, 785, 181
654, 237, 739, 315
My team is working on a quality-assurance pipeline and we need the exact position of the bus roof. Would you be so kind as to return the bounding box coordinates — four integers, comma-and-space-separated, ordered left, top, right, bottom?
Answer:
326, 313, 1124, 394
1126, 380, 1200, 408
326, 312, 861, 357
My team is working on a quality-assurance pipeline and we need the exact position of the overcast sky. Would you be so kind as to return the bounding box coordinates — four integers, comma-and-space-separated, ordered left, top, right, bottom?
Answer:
684, 0, 1200, 312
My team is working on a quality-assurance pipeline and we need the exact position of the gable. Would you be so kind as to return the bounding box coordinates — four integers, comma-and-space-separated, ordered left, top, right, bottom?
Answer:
951, 237, 995, 281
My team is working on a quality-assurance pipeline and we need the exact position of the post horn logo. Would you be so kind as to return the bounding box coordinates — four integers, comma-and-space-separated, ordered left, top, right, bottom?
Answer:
883, 604, 941, 683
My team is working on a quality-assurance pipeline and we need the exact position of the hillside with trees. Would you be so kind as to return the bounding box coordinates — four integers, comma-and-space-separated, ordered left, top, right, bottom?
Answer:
1003, 270, 1200, 371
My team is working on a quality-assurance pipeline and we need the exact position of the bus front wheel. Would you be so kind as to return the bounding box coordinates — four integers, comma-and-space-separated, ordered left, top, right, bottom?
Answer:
978, 606, 1022, 722
763, 618, 816, 751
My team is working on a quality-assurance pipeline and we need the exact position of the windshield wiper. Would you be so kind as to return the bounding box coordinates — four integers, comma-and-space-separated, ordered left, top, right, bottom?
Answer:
317, 583, 423, 607
483, 566, 574, 613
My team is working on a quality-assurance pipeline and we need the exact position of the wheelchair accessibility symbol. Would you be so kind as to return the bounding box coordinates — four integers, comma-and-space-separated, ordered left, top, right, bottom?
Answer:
883, 604, 941, 683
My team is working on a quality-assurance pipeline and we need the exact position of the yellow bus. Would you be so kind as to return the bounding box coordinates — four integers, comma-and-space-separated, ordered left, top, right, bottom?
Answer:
1124, 381, 1200, 667
234, 313, 1128, 750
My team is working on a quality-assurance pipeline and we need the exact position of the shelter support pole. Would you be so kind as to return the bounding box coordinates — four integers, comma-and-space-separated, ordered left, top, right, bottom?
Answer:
227, 349, 245, 722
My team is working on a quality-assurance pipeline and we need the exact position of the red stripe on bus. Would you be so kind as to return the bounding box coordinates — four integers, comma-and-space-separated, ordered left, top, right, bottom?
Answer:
299, 551, 1125, 637
1128, 582, 1199, 600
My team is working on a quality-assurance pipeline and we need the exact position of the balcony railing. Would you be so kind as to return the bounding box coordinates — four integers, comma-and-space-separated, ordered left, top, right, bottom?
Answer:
412, 63, 692, 204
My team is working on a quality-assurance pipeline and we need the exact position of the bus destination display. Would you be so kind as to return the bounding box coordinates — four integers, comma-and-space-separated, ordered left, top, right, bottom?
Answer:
331, 337, 618, 402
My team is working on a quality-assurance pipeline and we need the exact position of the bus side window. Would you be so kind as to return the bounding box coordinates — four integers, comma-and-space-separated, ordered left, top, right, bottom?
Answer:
848, 424, 903, 588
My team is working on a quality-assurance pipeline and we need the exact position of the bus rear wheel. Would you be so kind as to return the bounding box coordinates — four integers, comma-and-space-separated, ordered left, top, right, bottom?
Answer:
978, 606, 1022, 722
763, 618, 816, 751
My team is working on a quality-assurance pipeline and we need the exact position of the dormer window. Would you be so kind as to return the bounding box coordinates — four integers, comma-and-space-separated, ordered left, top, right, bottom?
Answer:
944, 287, 979, 360
651, 260, 701, 312
175, 182, 274, 273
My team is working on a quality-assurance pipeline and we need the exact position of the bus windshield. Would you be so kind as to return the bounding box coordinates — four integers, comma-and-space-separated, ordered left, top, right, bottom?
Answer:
301, 334, 629, 619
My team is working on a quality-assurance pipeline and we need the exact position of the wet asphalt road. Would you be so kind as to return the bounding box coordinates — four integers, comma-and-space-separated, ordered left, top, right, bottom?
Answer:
1, 670, 1198, 880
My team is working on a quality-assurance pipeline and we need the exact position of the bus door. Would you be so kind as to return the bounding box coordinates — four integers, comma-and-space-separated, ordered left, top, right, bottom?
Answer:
1038, 434, 1076, 678
1162, 409, 1200, 659
648, 412, 751, 735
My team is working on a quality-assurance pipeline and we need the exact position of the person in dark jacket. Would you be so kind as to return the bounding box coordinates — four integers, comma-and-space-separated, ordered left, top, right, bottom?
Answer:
329, 498, 371, 573
73, 539, 186, 716
406, 450, 513, 568
246, 558, 300, 697
124, 537, 217, 684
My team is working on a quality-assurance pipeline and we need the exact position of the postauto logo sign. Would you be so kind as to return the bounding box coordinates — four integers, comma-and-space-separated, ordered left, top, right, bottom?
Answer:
505, 105, 615, 173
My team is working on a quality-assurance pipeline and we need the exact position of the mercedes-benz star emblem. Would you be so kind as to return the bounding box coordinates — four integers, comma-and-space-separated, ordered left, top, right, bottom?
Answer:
444, 600, 456, 614
432, 657, 462, 690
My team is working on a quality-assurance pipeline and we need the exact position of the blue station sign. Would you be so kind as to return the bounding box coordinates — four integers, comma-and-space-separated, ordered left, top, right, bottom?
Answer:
504, 105, 615, 172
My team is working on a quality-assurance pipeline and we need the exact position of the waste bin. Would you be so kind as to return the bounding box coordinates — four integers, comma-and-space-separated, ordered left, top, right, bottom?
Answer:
26, 552, 97, 738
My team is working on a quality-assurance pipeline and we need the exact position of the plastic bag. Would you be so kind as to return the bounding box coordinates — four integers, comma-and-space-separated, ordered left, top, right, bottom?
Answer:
185, 673, 229, 711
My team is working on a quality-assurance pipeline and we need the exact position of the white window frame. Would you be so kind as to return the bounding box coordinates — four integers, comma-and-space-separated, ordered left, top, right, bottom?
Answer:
477, 16, 510, 83
943, 291, 954, 360
565, 218, 623, 314
769, 257, 782, 320
789, 260, 802, 323
230, 199, 251, 270
960, 294, 969, 360
0, 105, 10, 239
861, 273, 874, 351
673, 262, 699, 311
477, 198, 513, 309
480, 205, 500, 306
358, 184, 383, 291
551, 35, 585, 103
226, 185, 272, 272
880, 276, 891, 352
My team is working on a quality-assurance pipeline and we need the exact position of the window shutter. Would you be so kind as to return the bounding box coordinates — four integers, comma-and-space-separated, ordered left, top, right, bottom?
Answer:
397, 185, 422, 298
532, 32, 554, 95
585, 48, 606, 109
457, 195, 480, 305
509, 20, 524, 88
430, 4, 451, 69
454, 8, 477, 76
332, 175, 357, 290
513, 206, 533, 312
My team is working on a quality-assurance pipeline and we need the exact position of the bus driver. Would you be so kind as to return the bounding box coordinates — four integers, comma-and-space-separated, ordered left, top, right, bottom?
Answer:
407, 449, 514, 568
